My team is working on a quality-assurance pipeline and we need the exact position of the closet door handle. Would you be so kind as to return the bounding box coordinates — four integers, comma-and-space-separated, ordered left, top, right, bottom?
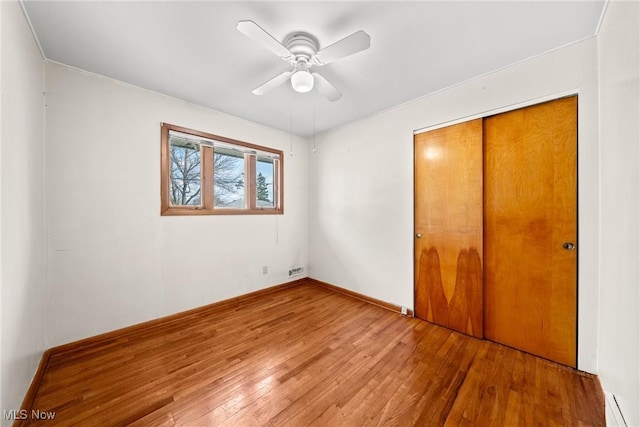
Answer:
415, 233, 422, 239
562, 242, 575, 251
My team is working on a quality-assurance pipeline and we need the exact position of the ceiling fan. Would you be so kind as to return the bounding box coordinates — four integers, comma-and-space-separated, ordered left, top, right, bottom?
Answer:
237, 20, 371, 102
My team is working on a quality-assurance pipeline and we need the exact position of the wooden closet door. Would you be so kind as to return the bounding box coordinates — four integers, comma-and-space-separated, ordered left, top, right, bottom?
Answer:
484, 96, 577, 367
414, 119, 483, 338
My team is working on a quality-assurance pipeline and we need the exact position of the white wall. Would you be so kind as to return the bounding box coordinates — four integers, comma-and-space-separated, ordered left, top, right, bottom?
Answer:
0, 0, 4, 415
309, 38, 600, 373
44, 62, 308, 347
0, 0, 47, 421
597, 0, 640, 425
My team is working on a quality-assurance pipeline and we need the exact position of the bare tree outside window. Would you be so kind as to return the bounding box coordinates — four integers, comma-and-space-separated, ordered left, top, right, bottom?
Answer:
170, 141, 247, 207
161, 123, 283, 215
213, 152, 245, 207
170, 142, 201, 206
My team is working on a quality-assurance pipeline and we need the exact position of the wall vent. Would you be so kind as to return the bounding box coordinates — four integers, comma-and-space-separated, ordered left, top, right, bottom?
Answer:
288, 267, 304, 277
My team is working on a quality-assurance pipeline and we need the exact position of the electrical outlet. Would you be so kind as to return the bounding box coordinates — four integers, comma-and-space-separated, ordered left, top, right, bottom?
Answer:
401, 306, 408, 316
262, 266, 268, 275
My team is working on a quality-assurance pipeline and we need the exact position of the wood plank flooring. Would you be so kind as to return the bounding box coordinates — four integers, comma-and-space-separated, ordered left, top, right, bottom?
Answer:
26, 280, 604, 426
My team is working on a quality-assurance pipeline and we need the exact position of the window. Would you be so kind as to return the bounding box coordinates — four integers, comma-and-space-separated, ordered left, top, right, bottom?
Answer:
161, 123, 283, 215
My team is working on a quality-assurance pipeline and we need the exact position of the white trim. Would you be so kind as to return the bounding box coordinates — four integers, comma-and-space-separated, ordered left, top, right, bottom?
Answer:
595, 0, 611, 36
18, 0, 46, 60
413, 89, 579, 135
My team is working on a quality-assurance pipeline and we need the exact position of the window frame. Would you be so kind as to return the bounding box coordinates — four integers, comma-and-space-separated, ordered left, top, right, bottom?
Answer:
161, 123, 284, 216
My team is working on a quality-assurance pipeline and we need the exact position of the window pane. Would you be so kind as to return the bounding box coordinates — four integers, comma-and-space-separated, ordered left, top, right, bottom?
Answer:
257, 157, 275, 208
214, 149, 245, 208
162, 123, 284, 215
169, 139, 201, 206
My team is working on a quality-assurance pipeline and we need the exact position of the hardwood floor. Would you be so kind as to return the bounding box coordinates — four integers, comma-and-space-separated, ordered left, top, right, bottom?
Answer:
25, 280, 604, 426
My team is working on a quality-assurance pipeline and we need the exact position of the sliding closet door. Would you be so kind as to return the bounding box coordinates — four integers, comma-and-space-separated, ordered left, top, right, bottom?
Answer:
414, 119, 483, 338
484, 96, 577, 367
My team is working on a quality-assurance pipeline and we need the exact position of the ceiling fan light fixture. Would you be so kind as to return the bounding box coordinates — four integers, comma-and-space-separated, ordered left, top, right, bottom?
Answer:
291, 70, 314, 93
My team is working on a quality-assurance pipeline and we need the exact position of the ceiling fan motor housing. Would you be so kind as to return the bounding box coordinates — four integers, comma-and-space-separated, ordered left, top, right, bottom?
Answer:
284, 32, 319, 68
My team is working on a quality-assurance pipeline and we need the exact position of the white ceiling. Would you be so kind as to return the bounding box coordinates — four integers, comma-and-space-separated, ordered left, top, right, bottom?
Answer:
22, 1, 605, 137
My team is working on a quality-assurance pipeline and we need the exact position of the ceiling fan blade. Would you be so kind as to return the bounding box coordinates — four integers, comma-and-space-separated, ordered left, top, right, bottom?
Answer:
237, 20, 292, 59
315, 30, 371, 65
252, 71, 292, 95
312, 73, 342, 102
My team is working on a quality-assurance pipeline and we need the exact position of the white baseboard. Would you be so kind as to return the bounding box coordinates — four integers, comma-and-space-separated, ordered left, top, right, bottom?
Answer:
605, 391, 627, 426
